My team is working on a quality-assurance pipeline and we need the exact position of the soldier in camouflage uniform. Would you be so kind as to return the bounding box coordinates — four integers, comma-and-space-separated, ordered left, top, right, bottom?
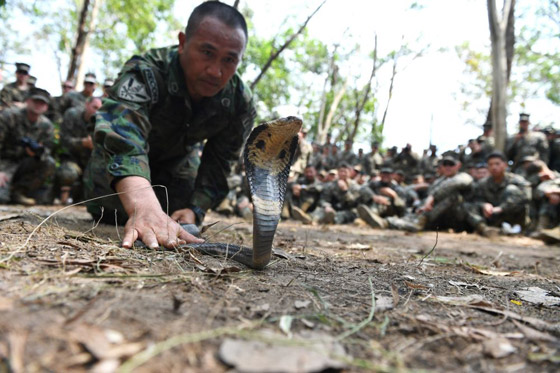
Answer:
47, 80, 75, 124
289, 128, 313, 180
58, 73, 97, 116
287, 165, 323, 224
362, 141, 383, 176
420, 144, 439, 175
506, 113, 549, 172
338, 140, 358, 167
0, 88, 56, 205
387, 156, 473, 232
310, 164, 361, 224
84, 2, 255, 249
0, 63, 31, 110
55, 96, 102, 203
357, 167, 407, 229
465, 152, 531, 236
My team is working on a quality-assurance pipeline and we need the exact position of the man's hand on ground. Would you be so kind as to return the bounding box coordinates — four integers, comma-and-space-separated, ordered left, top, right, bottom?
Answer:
122, 209, 202, 249
115, 176, 203, 249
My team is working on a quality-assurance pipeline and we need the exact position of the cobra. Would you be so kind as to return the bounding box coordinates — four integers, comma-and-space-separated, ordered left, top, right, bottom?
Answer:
183, 116, 302, 269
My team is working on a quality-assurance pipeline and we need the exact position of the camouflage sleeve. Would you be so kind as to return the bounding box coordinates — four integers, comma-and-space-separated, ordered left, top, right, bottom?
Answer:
39, 118, 55, 152
0, 110, 10, 156
0, 86, 12, 108
318, 182, 334, 208
537, 135, 550, 164
498, 175, 531, 214
92, 57, 161, 186
60, 109, 84, 154
189, 84, 256, 211
535, 179, 560, 200
431, 172, 473, 202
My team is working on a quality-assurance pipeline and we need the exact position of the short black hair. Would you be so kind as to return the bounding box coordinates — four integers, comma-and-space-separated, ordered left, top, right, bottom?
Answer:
186, 1, 248, 43
486, 151, 507, 162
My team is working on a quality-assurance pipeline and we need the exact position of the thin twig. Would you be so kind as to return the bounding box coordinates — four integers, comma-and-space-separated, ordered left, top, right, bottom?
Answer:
0, 185, 168, 264
417, 230, 438, 267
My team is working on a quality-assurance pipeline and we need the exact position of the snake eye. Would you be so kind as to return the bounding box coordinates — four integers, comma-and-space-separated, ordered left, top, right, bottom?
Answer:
256, 140, 265, 150
278, 149, 286, 160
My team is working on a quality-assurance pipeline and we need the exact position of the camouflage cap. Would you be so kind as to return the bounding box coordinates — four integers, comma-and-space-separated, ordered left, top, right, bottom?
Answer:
380, 167, 393, 174
519, 113, 530, 122
84, 73, 97, 84
28, 87, 51, 104
103, 78, 114, 87
15, 62, 30, 74
27, 75, 37, 85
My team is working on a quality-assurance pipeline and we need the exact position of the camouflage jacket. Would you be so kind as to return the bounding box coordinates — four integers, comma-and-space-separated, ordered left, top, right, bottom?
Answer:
91, 45, 256, 212
60, 107, 94, 166
338, 150, 358, 166
471, 172, 531, 214
0, 82, 28, 108
429, 172, 473, 203
506, 130, 549, 167
0, 107, 54, 161
318, 178, 361, 210
58, 91, 90, 117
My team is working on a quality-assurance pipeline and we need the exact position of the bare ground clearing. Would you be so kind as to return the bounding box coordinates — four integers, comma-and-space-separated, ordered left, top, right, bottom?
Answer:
0, 204, 559, 372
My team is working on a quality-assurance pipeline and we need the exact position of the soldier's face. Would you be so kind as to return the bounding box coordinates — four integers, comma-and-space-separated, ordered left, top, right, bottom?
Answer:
27, 99, 48, 116
178, 17, 246, 102
488, 158, 507, 177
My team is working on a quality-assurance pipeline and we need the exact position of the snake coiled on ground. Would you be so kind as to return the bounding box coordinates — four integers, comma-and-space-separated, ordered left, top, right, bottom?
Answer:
186, 116, 302, 269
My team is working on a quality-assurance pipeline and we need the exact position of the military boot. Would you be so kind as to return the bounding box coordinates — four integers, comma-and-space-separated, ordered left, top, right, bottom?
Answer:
321, 209, 336, 225
475, 223, 500, 238
11, 190, 36, 206
292, 206, 313, 224
357, 204, 388, 229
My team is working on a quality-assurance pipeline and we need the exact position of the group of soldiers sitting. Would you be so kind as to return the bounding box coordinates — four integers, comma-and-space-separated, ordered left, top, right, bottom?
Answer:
218, 113, 560, 244
1, 62, 559, 243
0, 62, 112, 206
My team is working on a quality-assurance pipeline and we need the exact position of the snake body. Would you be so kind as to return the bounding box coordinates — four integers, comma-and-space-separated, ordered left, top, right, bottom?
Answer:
187, 116, 302, 269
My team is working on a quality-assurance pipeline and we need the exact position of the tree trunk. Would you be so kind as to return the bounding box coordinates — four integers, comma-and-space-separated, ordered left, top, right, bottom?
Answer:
66, 0, 91, 82
487, 0, 514, 152
75, 0, 101, 90
320, 79, 348, 143
349, 35, 377, 143
379, 54, 397, 135
250, 0, 325, 90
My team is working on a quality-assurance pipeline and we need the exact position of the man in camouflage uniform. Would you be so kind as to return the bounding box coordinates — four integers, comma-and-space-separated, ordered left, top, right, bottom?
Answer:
531, 165, 560, 243
338, 140, 358, 167
290, 128, 313, 180
362, 141, 383, 176
84, 2, 255, 249
58, 73, 97, 115
0, 63, 31, 110
47, 80, 75, 124
55, 96, 102, 204
357, 167, 407, 229
465, 152, 531, 236
287, 165, 323, 224
420, 144, 439, 175
387, 156, 473, 232
0, 88, 56, 205
310, 164, 361, 225
506, 113, 549, 172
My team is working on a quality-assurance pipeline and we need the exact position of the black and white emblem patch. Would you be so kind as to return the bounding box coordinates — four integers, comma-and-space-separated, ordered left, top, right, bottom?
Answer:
118, 76, 151, 102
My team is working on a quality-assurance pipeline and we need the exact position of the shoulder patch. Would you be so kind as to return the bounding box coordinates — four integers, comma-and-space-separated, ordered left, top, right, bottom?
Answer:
141, 68, 159, 103
117, 76, 151, 103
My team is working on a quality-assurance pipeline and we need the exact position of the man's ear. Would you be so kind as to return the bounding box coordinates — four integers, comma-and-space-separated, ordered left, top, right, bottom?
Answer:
178, 32, 187, 53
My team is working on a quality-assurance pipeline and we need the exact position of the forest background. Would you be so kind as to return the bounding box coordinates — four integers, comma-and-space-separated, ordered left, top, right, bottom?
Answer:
0, 0, 559, 154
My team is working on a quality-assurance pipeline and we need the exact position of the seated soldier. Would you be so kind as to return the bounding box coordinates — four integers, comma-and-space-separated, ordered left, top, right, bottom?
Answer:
526, 161, 560, 242
310, 163, 361, 225
287, 165, 323, 224
465, 152, 531, 236
55, 96, 102, 204
357, 167, 406, 229
387, 156, 474, 232
0, 88, 56, 205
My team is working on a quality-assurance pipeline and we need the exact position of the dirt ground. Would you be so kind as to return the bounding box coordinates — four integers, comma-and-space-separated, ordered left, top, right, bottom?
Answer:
0, 203, 559, 372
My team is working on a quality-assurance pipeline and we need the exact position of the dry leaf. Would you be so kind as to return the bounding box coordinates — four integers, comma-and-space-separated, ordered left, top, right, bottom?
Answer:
404, 280, 429, 290
294, 300, 310, 309
391, 283, 400, 308
483, 337, 516, 358
218, 331, 346, 373
514, 287, 560, 307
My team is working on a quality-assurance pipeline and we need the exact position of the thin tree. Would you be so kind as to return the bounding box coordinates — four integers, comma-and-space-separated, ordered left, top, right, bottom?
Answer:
487, 0, 514, 152
250, 0, 326, 90
66, 0, 92, 82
